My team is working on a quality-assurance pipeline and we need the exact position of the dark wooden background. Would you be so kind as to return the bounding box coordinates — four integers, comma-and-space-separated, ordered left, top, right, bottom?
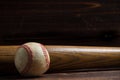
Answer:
0, 0, 120, 46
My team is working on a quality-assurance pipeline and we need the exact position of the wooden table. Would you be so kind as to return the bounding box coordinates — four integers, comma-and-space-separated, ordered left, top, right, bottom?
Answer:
0, 70, 120, 80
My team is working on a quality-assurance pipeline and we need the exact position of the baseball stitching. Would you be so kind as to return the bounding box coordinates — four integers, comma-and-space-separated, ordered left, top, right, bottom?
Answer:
20, 45, 33, 74
40, 44, 50, 69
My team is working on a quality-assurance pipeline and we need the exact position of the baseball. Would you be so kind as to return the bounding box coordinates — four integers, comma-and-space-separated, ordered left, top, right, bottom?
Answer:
14, 42, 50, 76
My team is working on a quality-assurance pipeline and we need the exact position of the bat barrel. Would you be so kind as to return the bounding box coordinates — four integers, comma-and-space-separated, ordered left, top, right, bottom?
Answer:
46, 46, 120, 72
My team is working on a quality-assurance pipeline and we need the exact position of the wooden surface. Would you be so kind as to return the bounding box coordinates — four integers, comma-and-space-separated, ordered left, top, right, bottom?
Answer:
0, 70, 120, 80
0, 0, 120, 46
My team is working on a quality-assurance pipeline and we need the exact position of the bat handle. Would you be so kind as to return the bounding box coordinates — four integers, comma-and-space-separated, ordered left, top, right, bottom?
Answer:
0, 46, 19, 74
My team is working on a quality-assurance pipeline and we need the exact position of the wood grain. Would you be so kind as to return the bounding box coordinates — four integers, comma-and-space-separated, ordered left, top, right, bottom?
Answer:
0, 70, 120, 80
0, 46, 19, 74
46, 46, 120, 72
0, 45, 120, 75
0, 0, 120, 46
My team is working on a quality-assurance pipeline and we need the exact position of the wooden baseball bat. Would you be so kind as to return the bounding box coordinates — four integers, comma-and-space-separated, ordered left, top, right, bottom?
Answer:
46, 45, 120, 72
0, 44, 120, 75
0, 46, 18, 75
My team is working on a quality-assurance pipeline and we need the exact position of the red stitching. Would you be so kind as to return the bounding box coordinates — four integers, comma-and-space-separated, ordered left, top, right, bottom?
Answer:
20, 45, 33, 74
40, 44, 50, 69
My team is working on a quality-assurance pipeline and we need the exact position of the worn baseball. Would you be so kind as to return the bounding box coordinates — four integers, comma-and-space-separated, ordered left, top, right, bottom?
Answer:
14, 42, 50, 76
